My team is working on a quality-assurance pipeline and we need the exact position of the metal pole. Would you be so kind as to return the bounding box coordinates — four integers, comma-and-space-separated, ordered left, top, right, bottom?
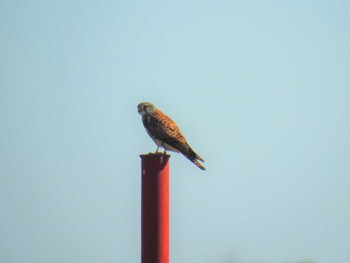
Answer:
140, 154, 170, 263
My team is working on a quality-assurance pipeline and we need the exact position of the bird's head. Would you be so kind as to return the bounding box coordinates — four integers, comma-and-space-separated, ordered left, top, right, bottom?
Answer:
137, 102, 157, 117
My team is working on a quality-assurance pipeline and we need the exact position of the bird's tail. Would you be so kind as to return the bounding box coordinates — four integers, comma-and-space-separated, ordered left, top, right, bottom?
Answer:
185, 145, 206, 171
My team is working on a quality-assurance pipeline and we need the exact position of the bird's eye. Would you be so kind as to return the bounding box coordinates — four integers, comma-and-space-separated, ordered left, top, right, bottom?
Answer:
143, 105, 147, 110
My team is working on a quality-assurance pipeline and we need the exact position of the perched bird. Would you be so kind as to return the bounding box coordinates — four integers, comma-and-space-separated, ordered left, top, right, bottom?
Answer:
137, 102, 206, 171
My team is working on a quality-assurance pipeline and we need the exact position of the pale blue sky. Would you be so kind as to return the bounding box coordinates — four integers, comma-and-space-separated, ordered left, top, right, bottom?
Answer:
0, 1, 349, 263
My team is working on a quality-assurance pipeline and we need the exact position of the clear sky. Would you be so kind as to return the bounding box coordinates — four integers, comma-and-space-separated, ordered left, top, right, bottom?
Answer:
0, 1, 349, 263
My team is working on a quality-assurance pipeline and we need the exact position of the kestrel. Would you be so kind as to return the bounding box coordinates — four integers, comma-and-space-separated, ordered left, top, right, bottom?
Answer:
137, 102, 206, 171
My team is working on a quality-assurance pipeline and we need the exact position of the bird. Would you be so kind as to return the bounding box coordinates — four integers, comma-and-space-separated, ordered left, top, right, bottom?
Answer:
137, 102, 206, 171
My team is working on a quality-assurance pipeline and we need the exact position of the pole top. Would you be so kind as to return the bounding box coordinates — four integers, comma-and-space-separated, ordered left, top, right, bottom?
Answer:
140, 153, 171, 171
140, 153, 171, 159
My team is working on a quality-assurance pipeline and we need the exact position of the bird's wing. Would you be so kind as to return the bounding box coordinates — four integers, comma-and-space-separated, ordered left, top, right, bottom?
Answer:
143, 111, 206, 170
143, 111, 186, 146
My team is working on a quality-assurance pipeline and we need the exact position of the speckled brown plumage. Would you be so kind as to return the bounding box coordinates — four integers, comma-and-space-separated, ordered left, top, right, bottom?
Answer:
138, 102, 205, 171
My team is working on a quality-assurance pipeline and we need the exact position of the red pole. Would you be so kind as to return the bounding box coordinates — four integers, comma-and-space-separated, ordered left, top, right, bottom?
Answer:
140, 153, 170, 263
